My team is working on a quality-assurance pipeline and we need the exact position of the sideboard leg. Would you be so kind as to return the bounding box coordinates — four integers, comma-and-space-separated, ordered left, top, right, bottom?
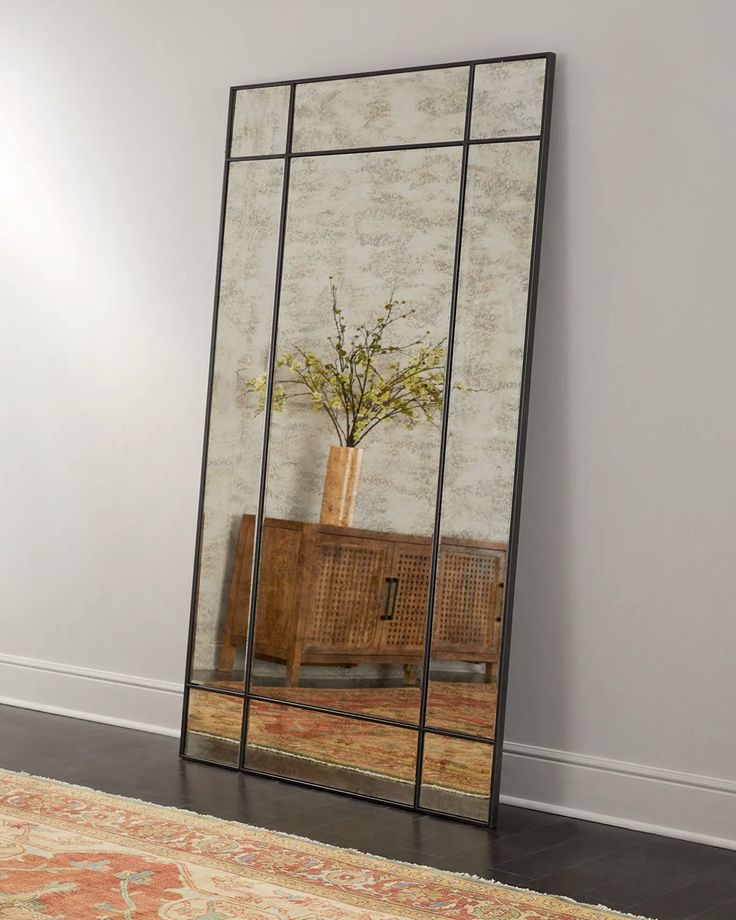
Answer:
217, 638, 237, 676
285, 654, 301, 687
403, 664, 419, 686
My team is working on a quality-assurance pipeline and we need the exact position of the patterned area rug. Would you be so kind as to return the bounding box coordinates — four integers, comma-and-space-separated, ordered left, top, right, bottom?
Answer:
189, 683, 495, 795
252, 681, 497, 737
0, 769, 648, 919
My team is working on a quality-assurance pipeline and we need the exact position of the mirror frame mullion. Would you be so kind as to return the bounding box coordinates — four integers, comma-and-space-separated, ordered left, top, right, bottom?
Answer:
179, 85, 238, 759
413, 62, 476, 810
236, 82, 297, 771
487, 55, 556, 826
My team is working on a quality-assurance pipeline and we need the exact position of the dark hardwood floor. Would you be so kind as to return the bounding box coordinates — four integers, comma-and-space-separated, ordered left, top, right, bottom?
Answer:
1, 704, 734, 918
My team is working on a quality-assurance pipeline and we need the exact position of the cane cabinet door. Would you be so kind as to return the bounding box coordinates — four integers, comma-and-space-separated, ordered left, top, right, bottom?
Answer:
306, 534, 390, 655
434, 546, 505, 658
379, 542, 432, 657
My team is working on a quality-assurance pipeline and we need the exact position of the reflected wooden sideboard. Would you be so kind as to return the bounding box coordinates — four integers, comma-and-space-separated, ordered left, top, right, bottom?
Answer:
218, 515, 506, 685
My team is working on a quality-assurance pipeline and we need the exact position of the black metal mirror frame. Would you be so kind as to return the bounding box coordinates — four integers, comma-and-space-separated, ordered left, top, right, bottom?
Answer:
180, 52, 555, 827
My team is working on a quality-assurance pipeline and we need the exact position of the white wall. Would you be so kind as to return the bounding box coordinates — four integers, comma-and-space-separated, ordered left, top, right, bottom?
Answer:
1, 0, 734, 846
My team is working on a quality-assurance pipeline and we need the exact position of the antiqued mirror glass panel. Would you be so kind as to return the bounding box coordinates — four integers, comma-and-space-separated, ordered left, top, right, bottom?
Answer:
184, 689, 242, 767
182, 54, 554, 826
471, 59, 546, 139
247, 146, 463, 722
292, 67, 468, 151
188, 158, 285, 694
419, 734, 493, 820
244, 701, 417, 804
425, 141, 540, 739
230, 85, 290, 157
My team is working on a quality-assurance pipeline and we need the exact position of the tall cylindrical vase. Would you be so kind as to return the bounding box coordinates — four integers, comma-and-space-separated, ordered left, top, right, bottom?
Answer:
320, 445, 363, 527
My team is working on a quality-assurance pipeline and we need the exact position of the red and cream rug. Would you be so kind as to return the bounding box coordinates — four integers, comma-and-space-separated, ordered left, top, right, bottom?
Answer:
0, 768, 648, 919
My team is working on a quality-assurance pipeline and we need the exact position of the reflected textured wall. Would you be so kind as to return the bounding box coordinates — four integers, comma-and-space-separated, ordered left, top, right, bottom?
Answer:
193, 74, 540, 669
265, 147, 461, 536
194, 160, 283, 668
441, 142, 539, 539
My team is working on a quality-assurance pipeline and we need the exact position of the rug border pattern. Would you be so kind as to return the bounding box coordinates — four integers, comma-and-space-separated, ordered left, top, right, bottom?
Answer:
0, 768, 654, 920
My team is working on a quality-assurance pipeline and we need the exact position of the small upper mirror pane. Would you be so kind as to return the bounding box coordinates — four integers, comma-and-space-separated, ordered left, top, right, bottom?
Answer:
230, 85, 290, 157
293, 67, 469, 151
471, 58, 546, 139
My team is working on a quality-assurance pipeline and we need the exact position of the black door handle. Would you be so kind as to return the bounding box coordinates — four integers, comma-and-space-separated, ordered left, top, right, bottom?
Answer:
380, 577, 399, 620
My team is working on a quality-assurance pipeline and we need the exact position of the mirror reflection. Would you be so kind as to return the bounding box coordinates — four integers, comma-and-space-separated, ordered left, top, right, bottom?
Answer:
245, 701, 416, 804
188, 158, 285, 691
420, 733, 493, 821
426, 140, 540, 738
184, 689, 242, 767
249, 144, 462, 721
184, 56, 551, 823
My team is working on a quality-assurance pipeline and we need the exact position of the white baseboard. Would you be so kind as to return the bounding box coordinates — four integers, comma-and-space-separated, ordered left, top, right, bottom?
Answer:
0, 653, 182, 738
1, 652, 734, 848
501, 741, 736, 850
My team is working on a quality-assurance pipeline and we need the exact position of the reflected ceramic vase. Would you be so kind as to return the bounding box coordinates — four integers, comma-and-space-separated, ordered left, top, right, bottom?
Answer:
319, 445, 363, 527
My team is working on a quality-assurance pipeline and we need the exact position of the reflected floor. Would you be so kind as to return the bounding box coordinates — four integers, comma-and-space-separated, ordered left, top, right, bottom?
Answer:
190, 679, 496, 736
252, 681, 496, 737
187, 682, 495, 802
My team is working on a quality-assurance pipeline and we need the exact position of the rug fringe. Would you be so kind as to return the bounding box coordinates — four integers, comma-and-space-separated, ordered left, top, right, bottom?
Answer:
0, 767, 655, 920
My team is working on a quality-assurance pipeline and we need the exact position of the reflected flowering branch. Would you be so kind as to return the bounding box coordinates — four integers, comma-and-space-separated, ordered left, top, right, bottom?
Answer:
238, 280, 475, 448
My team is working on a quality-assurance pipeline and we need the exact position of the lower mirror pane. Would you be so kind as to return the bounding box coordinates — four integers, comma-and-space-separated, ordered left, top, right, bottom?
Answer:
425, 671, 496, 738
419, 733, 492, 821
245, 699, 416, 805
184, 688, 243, 767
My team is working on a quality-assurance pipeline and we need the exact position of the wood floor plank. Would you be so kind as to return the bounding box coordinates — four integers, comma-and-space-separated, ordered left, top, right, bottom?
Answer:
632, 876, 736, 920
531, 836, 736, 900
491, 823, 638, 877
0, 703, 733, 920
686, 896, 736, 919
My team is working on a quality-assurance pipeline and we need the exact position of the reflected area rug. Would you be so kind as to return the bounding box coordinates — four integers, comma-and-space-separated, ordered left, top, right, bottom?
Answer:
189, 683, 495, 796
0, 769, 650, 919
257, 681, 497, 737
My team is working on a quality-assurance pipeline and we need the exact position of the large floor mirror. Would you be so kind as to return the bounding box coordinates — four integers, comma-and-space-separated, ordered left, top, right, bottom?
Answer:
181, 53, 555, 825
